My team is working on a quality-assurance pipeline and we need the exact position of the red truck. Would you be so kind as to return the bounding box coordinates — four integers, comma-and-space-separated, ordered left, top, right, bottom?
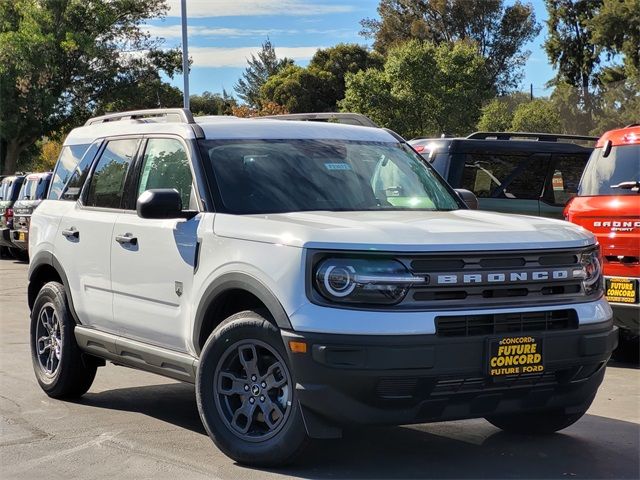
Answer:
564, 124, 640, 358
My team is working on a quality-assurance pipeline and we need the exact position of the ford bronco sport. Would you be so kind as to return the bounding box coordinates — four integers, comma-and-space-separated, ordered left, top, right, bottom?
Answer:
10, 171, 52, 254
28, 109, 617, 466
564, 124, 640, 358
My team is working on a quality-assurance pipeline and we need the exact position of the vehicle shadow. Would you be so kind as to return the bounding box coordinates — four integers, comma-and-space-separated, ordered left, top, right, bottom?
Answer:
79, 382, 640, 479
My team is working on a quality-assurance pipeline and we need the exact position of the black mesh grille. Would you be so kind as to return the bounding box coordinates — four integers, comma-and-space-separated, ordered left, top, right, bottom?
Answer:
435, 309, 578, 337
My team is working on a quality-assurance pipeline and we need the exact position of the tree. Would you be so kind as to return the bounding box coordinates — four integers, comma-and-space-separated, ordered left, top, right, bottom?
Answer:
544, 0, 602, 130
511, 99, 562, 133
477, 92, 530, 131
340, 40, 491, 138
307, 44, 384, 104
190, 90, 237, 116
234, 39, 293, 108
260, 65, 335, 113
588, 0, 640, 79
259, 44, 383, 113
360, 0, 540, 92
0, 0, 181, 175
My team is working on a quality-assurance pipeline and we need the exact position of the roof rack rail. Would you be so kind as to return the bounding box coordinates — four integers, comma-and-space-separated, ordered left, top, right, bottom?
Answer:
259, 112, 379, 128
466, 131, 598, 142
84, 108, 196, 126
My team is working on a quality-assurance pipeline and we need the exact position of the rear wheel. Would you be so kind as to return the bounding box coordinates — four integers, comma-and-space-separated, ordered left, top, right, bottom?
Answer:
486, 408, 588, 434
196, 310, 308, 466
30, 281, 97, 398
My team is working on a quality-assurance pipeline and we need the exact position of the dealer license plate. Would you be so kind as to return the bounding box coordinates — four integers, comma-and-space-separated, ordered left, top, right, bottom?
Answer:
18, 231, 26, 241
605, 277, 639, 304
488, 336, 544, 377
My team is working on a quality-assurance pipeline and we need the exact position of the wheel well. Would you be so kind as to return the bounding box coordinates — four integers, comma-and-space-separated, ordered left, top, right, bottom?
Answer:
197, 289, 270, 351
28, 264, 62, 311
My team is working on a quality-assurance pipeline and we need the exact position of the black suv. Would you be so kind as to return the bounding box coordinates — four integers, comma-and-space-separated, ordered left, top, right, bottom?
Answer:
410, 132, 597, 219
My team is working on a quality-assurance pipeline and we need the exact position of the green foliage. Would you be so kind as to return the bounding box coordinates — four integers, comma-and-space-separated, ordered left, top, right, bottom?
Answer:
360, 0, 540, 92
261, 65, 335, 113
511, 99, 562, 133
588, 0, 640, 78
341, 40, 492, 138
190, 90, 237, 116
477, 93, 530, 131
544, 0, 602, 127
234, 39, 293, 108
259, 44, 383, 113
0, 0, 181, 174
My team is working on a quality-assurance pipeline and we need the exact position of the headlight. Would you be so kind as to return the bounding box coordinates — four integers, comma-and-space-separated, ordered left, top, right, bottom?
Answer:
314, 258, 424, 304
574, 246, 603, 295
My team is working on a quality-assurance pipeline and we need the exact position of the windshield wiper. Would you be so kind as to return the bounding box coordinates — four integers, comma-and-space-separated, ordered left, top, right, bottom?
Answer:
610, 180, 640, 192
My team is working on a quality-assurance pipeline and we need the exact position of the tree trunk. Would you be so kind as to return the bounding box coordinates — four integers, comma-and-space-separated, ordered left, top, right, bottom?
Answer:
2, 139, 23, 175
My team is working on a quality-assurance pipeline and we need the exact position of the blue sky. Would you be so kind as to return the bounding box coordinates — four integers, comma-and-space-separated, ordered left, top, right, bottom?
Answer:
149, 0, 555, 98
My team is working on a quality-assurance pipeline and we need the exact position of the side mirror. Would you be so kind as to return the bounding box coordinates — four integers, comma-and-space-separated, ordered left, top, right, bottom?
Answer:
455, 189, 479, 210
137, 189, 183, 219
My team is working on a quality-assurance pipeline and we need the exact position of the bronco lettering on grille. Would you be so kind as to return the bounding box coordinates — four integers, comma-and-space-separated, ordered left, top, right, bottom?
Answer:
434, 269, 572, 286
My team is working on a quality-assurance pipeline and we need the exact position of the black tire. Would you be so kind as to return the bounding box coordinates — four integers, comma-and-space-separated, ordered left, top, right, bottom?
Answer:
196, 310, 308, 466
486, 408, 588, 434
612, 330, 639, 363
30, 281, 97, 398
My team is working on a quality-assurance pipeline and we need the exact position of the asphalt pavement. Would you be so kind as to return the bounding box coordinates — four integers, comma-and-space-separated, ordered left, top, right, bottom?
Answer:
1, 257, 639, 479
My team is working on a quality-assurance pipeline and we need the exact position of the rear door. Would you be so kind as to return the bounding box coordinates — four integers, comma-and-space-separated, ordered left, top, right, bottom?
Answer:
110, 136, 200, 351
54, 138, 140, 332
459, 152, 549, 216
539, 153, 588, 218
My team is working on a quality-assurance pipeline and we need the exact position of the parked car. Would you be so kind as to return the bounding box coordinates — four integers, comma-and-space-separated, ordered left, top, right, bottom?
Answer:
409, 132, 597, 218
28, 108, 616, 466
564, 124, 640, 358
0, 174, 26, 256
10, 172, 53, 254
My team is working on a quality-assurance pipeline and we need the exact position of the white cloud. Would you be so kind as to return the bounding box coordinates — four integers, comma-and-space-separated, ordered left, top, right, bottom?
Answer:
144, 23, 351, 39
144, 24, 297, 39
164, 0, 354, 17
189, 45, 323, 67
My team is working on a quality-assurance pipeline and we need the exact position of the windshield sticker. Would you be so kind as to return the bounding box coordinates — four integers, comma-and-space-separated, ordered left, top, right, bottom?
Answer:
324, 163, 352, 171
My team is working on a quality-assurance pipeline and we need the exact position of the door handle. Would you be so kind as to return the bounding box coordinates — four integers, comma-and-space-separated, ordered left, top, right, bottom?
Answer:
115, 233, 137, 246
61, 228, 79, 239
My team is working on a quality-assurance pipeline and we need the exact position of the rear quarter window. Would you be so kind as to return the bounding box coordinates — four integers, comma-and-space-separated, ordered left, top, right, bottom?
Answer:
48, 144, 93, 200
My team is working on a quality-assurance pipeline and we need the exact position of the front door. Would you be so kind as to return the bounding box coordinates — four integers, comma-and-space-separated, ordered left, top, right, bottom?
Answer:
54, 138, 139, 332
110, 137, 200, 352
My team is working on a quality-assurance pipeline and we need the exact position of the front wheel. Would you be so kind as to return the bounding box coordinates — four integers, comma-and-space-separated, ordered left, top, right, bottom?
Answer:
486, 408, 588, 434
196, 310, 308, 466
30, 281, 97, 398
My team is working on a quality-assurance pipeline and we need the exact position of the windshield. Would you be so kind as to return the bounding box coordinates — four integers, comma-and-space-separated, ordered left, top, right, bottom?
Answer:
18, 176, 50, 200
0, 178, 21, 202
579, 145, 640, 196
199, 139, 461, 214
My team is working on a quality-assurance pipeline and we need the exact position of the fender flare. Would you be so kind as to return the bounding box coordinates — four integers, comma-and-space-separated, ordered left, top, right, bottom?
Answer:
28, 250, 81, 324
193, 272, 292, 353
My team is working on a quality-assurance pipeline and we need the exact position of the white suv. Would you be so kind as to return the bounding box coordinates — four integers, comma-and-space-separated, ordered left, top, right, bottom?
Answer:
28, 109, 617, 466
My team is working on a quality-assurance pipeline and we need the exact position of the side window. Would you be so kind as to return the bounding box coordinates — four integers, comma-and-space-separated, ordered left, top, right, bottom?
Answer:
48, 144, 91, 200
61, 142, 101, 200
544, 154, 586, 205
461, 154, 547, 199
137, 138, 193, 209
85, 139, 138, 209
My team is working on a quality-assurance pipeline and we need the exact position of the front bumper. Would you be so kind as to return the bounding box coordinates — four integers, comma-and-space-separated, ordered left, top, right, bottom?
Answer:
282, 320, 617, 434
0, 227, 15, 248
610, 303, 639, 334
9, 229, 28, 251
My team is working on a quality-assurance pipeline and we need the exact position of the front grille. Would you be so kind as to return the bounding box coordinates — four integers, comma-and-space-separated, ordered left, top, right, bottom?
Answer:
435, 309, 578, 337
376, 377, 418, 399
399, 248, 594, 309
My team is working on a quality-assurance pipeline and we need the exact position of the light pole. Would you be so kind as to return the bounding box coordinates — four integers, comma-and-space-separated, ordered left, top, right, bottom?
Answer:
181, 0, 190, 109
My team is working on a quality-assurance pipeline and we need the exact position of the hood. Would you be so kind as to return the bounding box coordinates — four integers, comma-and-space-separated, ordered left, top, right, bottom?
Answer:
213, 210, 595, 252
12, 199, 42, 213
